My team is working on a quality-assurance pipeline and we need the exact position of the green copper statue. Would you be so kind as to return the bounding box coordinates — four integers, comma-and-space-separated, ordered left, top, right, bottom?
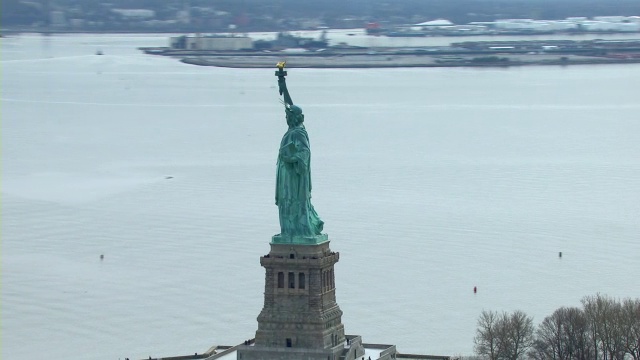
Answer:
274, 62, 325, 242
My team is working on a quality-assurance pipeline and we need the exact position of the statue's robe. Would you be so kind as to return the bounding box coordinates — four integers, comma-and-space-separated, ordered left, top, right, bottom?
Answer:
276, 125, 324, 237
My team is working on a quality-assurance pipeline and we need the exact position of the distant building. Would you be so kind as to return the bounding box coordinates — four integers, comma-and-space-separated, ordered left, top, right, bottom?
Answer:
414, 19, 454, 27
112, 9, 156, 20
581, 21, 640, 32
412, 19, 455, 31
492, 19, 579, 32
593, 16, 629, 23
170, 35, 253, 50
488, 17, 640, 33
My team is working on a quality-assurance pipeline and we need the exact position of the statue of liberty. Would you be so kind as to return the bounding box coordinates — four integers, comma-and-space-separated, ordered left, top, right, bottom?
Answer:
274, 62, 324, 239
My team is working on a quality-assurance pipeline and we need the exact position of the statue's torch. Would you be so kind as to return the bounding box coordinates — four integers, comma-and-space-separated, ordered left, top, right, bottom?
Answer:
275, 61, 293, 106
275, 61, 287, 78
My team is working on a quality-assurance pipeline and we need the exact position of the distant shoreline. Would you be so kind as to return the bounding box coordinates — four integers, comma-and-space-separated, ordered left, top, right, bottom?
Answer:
179, 54, 640, 68
2, 27, 640, 37
139, 35, 640, 69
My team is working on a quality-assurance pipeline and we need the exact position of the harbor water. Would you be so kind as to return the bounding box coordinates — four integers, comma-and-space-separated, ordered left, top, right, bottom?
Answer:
2, 32, 640, 360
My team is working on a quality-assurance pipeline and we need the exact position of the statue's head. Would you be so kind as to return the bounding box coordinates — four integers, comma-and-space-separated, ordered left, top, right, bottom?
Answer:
285, 105, 304, 127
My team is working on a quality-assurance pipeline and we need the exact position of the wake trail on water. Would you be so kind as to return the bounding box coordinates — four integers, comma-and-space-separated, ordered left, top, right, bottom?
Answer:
307, 103, 640, 110
0, 54, 108, 63
0, 97, 273, 108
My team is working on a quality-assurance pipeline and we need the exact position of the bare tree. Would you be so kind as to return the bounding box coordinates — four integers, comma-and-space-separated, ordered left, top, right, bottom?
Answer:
582, 294, 628, 360
533, 307, 568, 360
583, 294, 608, 360
475, 310, 502, 360
608, 301, 627, 360
562, 307, 592, 360
502, 310, 535, 360
474, 310, 534, 360
530, 307, 593, 360
620, 298, 640, 360
477, 296, 640, 360
527, 339, 548, 360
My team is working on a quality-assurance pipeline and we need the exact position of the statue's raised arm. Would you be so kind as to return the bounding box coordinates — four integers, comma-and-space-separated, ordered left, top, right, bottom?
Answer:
275, 61, 293, 106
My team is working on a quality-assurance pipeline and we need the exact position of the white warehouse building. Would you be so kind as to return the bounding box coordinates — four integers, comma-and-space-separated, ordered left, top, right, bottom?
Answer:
593, 16, 630, 23
581, 21, 640, 32
492, 17, 640, 32
493, 19, 576, 31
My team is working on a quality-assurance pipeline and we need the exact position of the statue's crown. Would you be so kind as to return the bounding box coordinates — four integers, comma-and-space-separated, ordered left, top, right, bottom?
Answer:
286, 104, 303, 115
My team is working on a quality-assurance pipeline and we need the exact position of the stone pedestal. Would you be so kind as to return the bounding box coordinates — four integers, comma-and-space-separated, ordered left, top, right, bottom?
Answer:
237, 236, 363, 360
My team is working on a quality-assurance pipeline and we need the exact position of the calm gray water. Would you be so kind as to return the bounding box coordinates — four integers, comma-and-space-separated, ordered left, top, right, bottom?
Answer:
2, 33, 640, 360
